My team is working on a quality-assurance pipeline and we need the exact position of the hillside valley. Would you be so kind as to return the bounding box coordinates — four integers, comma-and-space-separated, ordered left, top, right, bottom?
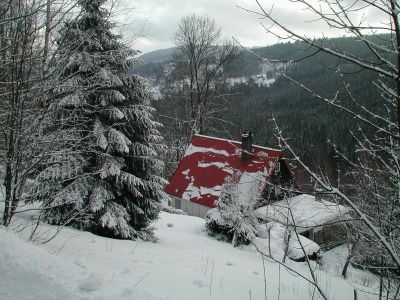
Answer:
133, 36, 390, 182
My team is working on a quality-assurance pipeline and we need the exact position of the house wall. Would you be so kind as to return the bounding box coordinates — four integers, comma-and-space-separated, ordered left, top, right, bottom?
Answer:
300, 223, 347, 250
169, 196, 210, 218
258, 159, 298, 206
313, 223, 347, 250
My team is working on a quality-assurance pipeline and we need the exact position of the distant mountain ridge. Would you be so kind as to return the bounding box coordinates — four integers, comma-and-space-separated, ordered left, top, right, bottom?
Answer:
134, 35, 389, 79
138, 47, 179, 64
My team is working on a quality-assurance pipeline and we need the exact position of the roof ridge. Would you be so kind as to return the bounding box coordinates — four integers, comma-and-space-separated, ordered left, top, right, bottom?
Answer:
193, 134, 282, 153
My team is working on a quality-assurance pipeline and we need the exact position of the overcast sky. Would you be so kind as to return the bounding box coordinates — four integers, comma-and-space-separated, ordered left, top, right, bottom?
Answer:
118, 0, 386, 54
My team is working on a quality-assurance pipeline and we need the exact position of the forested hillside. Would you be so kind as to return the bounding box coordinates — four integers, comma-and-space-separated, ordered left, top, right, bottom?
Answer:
134, 35, 389, 181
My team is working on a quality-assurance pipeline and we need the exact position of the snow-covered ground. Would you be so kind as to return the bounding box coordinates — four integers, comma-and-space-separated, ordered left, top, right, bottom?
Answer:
227, 75, 276, 87
1, 211, 379, 300
250, 75, 276, 87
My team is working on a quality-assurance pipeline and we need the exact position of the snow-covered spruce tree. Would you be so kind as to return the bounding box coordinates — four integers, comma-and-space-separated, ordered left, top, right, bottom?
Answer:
30, 0, 166, 240
205, 171, 259, 247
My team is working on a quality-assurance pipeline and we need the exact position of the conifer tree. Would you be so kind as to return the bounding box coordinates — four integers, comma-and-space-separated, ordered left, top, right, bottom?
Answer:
31, 0, 166, 240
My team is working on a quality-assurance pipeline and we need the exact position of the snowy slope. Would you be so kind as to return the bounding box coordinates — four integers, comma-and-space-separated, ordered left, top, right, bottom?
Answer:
1, 212, 378, 300
0, 228, 86, 300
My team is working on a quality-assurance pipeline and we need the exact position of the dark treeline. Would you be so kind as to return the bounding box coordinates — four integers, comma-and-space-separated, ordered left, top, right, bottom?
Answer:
224, 43, 385, 180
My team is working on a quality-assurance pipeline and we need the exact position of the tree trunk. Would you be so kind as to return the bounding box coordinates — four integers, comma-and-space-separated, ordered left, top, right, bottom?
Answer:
342, 243, 355, 278
282, 230, 291, 263
353, 289, 358, 300
232, 230, 239, 247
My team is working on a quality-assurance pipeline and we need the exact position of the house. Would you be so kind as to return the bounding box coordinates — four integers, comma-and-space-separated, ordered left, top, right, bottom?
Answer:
164, 133, 351, 254
164, 133, 294, 218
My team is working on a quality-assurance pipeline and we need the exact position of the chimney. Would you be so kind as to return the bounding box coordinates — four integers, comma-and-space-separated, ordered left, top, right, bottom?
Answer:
241, 131, 253, 162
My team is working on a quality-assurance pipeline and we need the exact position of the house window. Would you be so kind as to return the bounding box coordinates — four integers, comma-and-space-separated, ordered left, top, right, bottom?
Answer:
301, 228, 315, 240
274, 186, 282, 196
275, 161, 281, 173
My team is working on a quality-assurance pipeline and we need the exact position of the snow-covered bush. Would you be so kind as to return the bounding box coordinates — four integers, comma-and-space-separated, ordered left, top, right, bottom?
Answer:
160, 204, 186, 215
205, 172, 260, 247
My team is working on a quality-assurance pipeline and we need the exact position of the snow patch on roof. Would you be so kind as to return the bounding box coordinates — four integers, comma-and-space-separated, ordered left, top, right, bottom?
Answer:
184, 144, 229, 157
198, 161, 235, 174
198, 161, 228, 168
256, 151, 269, 157
182, 179, 223, 202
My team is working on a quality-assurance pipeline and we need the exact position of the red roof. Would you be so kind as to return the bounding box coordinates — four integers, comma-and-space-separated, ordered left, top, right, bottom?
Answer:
164, 134, 282, 208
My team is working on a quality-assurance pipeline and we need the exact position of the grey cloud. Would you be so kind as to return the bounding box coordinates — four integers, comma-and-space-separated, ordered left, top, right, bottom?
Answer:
123, 0, 389, 54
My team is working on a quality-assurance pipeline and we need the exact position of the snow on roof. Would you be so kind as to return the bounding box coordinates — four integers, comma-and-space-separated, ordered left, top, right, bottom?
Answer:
254, 222, 320, 261
255, 194, 351, 233
164, 134, 282, 208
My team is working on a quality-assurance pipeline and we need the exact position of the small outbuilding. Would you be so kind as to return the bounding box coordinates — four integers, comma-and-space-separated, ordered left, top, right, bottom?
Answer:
255, 194, 351, 249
